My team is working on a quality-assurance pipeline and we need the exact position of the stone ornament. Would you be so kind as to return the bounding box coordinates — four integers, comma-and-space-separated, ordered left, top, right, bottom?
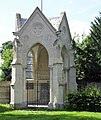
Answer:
32, 22, 44, 36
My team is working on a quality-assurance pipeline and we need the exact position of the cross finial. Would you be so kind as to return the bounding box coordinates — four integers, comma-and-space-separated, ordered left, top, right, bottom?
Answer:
41, 0, 43, 12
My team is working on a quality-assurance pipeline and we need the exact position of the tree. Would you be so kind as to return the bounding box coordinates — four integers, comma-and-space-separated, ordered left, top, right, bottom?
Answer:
0, 41, 13, 81
74, 36, 101, 82
73, 12, 101, 83
90, 12, 101, 51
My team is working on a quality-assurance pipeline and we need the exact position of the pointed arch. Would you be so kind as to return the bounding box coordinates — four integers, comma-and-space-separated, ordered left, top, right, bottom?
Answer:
26, 43, 50, 105
26, 43, 49, 79
61, 45, 70, 100
26, 51, 34, 79
61, 45, 70, 68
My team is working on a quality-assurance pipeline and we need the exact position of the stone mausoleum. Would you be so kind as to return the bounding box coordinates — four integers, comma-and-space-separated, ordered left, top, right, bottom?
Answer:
10, 7, 77, 109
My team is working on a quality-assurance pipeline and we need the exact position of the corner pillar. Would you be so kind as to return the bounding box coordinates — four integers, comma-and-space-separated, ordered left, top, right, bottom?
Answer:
10, 63, 27, 109
68, 48, 77, 92
52, 62, 64, 109
68, 66, 77, 92
10, 38, 27, 109
48, 65, 54, 109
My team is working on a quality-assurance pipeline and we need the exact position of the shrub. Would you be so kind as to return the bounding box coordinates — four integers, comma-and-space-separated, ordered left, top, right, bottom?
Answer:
64, 85, 101, 112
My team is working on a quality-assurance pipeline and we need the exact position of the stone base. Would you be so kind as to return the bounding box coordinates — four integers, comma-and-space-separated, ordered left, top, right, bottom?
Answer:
48, 102, 64, 109
10, 102, 27, 109
53, 102, 64, 109
48, 102, 53, 109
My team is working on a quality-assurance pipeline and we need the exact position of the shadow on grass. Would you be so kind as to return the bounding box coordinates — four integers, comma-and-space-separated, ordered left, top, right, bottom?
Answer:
0, 111, 101, 120
0, 104, 12, 113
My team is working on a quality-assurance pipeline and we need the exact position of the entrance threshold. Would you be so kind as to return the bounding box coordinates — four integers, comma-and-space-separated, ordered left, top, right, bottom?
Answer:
28, 105, 48, 109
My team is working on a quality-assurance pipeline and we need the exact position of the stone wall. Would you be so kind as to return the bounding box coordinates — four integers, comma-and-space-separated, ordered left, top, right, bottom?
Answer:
0, 81, 10, 103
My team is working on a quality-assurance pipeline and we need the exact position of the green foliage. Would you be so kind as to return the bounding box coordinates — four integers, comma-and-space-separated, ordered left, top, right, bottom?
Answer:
0, 104, 12, 113
64, 85, 101, 112
0, 41, 13, 81
74, 36, 101, 82
73, 12, 101, 82
2, 41, 13, 52
90, 12, 101, 51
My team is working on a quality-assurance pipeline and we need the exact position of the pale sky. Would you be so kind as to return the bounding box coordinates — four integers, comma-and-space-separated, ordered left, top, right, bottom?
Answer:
0, 0, 101, 46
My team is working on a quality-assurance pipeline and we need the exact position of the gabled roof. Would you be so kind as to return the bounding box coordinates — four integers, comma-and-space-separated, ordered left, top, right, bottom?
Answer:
15, 7, 65, 34
21, 18, 27, 27
49, 12, 64, 30
15, 7, 57, 35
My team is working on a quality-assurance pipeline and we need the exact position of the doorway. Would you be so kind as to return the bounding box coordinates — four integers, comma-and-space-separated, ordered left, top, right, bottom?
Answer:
26, 43, 50, 106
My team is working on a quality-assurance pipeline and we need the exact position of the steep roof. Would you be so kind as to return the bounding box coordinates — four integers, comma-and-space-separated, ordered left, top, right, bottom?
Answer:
21, 18, 27, 27
15, 8, 64, 32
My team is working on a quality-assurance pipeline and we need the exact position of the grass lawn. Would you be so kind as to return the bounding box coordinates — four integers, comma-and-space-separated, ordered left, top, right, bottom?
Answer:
0, 104, 101, 120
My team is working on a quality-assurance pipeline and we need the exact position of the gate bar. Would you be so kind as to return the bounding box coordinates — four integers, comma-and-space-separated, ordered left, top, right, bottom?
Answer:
37, 81, 39, 106
27, 81, 28, 106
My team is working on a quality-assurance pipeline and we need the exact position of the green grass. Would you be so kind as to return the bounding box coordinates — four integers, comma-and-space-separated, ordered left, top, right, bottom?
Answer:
0, 104, 101, 120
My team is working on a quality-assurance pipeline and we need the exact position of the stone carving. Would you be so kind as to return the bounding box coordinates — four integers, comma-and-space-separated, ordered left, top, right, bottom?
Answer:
13, 38, 22, 52
33, 22, 44, 36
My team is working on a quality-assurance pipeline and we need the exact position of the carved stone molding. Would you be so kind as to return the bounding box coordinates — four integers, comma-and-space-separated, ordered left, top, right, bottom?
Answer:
32, 22, 44, 36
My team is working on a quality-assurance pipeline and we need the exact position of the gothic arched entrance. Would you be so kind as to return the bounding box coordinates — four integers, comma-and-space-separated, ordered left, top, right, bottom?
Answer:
26, 43, 50, 106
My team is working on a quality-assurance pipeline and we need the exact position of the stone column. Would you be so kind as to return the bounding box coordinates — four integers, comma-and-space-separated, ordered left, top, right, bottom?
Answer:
68, 48, 77, 92
68, 66, 77, 92
62, 67, 69, 100
10, 38, 27, 109
22, 66, 27, 107
52, 62, 64, 109
10, 63, 24, 109
48, 65, 53, 109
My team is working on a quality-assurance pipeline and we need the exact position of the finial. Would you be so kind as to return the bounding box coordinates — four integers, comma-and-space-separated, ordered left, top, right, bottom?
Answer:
41, 0, 43, 12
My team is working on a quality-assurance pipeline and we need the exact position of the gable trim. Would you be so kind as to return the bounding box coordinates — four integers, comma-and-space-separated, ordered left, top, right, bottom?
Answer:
17, 7, 56, 36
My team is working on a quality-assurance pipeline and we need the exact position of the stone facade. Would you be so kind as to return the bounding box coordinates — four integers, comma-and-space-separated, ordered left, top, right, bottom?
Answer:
10, 7, 77, 109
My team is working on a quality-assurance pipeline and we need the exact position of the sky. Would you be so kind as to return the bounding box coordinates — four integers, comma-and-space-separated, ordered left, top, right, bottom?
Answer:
0, 0, 101, 47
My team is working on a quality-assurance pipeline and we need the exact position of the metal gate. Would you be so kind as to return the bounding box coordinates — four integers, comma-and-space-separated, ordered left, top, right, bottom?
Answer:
26, 81, 50, 105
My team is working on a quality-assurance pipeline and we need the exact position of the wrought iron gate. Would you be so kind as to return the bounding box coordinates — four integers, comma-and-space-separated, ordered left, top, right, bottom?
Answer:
26, 81, 50, 105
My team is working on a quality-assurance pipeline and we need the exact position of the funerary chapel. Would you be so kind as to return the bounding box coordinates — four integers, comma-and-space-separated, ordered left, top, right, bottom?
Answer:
10, 7, 77, 109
